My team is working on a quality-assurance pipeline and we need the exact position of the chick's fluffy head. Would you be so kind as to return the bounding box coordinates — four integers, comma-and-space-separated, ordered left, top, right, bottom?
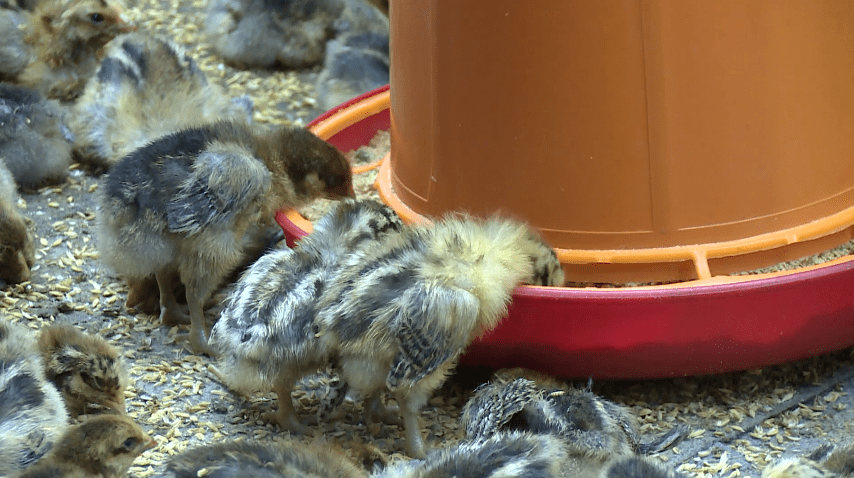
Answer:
38, 324, 128, 416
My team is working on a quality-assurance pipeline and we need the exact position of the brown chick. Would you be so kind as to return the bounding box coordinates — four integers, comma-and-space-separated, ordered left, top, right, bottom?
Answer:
37, 323, 128, 417
13, 0, 135, 101
97, 120, 354, 355
0, 158, 35, 285
72, 31, 253, 170
11, 413, 156, 478
162, 439, 369, 478
215, 212, 563, 458
0, 319, 69, 476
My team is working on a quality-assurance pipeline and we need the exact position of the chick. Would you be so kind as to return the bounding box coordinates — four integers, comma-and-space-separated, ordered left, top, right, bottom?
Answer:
763, 442, 854, 478
315, 31, 389, 112
603, 456, 688, 478
161, 440, 369, 478
0, 82, 73, 188
374, 431, 685, 478
37, 323, 128, 417
8, 0, 135, 101
217, 212, 563, 458
0, 319, 69, 476
11, 413, 156, 478
204, 0, 344, 69
372, 431, 590, 478
97, 120, 354, 354
462, 370, 687, 456
0, 159, 35, 285
210, 198, 402, 391
461, 376, 637, 455
72, 32, 253, 169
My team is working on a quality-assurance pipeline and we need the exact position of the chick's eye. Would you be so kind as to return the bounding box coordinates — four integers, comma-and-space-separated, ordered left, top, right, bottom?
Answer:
80, 372, 105, 391
324, 173, 343, 189
89, 12, 104, 23
118, 437, 139, 453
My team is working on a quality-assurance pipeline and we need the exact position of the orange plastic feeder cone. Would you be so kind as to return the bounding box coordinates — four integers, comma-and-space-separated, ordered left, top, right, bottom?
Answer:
378, 0, 854, 283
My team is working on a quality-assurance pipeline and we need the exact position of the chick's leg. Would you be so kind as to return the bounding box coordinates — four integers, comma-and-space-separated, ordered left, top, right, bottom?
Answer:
156, 269, 189, 325
393, 390, 427, 459
267, 367, 310, 435
185, 286, 214, 356
364, 391, 402, 426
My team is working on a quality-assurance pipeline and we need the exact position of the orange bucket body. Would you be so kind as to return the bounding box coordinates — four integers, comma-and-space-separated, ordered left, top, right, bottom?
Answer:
384, 1, 854, 283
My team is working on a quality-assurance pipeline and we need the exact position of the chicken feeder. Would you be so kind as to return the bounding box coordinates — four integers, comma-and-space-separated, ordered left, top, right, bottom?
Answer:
278, 0, 854, 379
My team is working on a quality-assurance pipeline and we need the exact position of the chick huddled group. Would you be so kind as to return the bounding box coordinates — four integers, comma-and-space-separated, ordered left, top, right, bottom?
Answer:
0, 320, 155, 478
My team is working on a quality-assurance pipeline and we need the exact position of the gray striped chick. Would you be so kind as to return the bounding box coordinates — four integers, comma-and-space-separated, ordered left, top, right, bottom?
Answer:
763, 442, 854, 478
0, 158, 34, 285
227, 213, 563, 458
11, 414, 156, 478
38, 323, 128, 417
462, 370, 685, 456
160, 440, 369, 478
98, 120, 354, 355
204, 0, 343, 69
0, 82, 73, 188
72, 32, 252, 169
373, 432, 685, 478
209, 199, 402, 411
0, 319, 69, 476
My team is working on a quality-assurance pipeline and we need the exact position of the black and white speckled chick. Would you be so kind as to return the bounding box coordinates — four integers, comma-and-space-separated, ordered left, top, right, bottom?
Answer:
0, 319, 69, 476
97, 120, 354, 355
462, 369, 687, 457
0, 82, 72, 188
73, 32, 253, 169
0, 159, 35, 285
37, 323, 128, 417
205, 0, 344, 69
209, 199, 401, 414
11, 414, 156, 478
234, 214, 563, 458
374, 432, 686, 478
161, 440, 369, 478
763, 442, 854, 478
461, 376, 638, 456
372, 431, 572, 478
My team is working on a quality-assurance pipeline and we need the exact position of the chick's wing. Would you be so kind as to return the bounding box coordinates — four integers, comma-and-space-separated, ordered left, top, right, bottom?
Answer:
387, 284, 480, 390
166, 143, 271, 234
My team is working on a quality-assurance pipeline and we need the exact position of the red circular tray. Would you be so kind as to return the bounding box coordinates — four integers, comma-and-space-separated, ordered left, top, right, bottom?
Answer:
276, 85, 854, 379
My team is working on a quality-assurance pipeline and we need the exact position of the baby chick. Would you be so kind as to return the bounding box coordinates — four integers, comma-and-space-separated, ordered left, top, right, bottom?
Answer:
0, 82, 73, 188
72, 32, 253, 169
161, 440, 369, 478
763, 442, 854, 478
97, 120, 354, 354
210, 198, 402, 395
8, 0, 135, 101
11, 414, 156, 478
0, 319, 69, 476
372, 431, 589, 478
374, 431, 685, 478
315, 31, 389, 112
37, 323, 128, 417
205, 0, 344, 69
216, 212, 563, 458
462, 369, 687, 456
0, 159, 35, 285
461, 376, 638, 456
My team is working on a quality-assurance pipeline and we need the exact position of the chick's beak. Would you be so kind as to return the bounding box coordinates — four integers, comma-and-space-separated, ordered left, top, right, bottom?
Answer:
143, 435, 158, 451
